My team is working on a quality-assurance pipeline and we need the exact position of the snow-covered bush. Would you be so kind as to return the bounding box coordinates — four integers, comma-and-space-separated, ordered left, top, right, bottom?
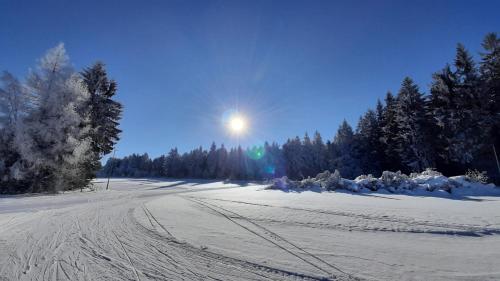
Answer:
465, 169, 489, 184
410, 168, 442, 178
354, 174, 379, 191
268, 177, 290, 190
322, 170, 342, 191
380, 171, 415, 192
298, 177, 317, 189
268, 169, 495, 194
315, 170, 331, 181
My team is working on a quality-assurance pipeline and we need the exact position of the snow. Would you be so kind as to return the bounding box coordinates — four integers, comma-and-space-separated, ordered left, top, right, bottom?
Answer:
269, 169, 500, 196
1, 178, 500, 280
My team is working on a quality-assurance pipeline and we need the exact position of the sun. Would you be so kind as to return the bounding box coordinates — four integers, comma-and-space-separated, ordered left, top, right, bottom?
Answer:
228, 114, 247, 134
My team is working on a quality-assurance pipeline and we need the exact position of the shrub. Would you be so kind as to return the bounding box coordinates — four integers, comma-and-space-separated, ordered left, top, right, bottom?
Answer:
465, 169, 489, 184
322, 169, 342, 191
355, 174, 379, 191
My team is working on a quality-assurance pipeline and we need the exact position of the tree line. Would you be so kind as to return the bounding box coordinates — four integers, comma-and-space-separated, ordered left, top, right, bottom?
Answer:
101, 33, 500, 183
0, 44, 122, 193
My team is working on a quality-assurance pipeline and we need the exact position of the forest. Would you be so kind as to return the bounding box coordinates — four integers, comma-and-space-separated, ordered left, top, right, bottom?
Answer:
101, 33, 500, 184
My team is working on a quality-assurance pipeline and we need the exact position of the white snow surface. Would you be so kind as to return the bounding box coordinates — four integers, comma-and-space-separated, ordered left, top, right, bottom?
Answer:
1, 178, 500, 280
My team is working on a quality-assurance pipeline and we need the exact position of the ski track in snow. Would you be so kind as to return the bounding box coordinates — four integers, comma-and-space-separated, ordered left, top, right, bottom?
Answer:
189, 197, 500, 237
1, 179, 500, 280
0, 180, 352, 281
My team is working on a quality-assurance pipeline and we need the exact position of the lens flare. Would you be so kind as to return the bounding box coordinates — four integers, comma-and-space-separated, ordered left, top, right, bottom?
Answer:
246, 146, 265, 160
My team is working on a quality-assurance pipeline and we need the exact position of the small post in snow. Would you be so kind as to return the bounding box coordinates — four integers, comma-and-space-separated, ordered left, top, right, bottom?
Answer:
106, 149, 117, 191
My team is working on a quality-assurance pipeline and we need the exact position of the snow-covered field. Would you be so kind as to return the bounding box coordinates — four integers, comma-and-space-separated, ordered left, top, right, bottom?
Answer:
1, 179, 500, 280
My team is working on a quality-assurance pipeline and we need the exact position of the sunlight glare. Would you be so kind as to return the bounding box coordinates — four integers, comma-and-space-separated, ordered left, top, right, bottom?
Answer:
229, 115, 247, 134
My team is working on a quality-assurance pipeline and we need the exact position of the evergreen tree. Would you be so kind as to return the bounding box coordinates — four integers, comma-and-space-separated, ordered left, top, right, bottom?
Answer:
15, 44, 92, 192
380, 92, 401, 171
81, 62, 122, 178
151, 155, 167, 177
429, 44, 484, 173
205, 142, 218, 179
394, 77, 433, 172
374, 99, 386, 172
283, 137, 304, 179
454, 44, 484, 161
301, 133, 315, 177
0, 72, 30, 188
216, 144, 229, 179
355, 109, 382, 175
332, 120, 361, 179
477, 33, 500, 182
312, 131, 327, 175
166, 148, 182, 177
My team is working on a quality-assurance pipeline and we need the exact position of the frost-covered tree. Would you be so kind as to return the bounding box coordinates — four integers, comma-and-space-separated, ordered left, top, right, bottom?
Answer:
15, 44, 92, 192
0, 72, 31, 189
394, 77, 433, 172
0, 72, 30, 127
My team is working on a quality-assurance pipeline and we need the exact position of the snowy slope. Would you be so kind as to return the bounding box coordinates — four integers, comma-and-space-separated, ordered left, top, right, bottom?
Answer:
1, 179, 500, 280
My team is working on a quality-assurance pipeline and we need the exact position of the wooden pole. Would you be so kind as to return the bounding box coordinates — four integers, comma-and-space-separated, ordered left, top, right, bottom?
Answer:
106, 149, 116, 191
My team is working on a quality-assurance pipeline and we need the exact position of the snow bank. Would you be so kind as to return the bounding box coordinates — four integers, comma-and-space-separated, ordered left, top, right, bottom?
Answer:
268, 169, 499, 195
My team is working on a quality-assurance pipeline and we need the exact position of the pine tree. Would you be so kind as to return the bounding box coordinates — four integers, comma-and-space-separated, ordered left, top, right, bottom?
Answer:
478, 33, 500, 182
301, 133, 315, 177
394, 77, 433, 172
355, 109, 382, 175
332, 120, 361, 179
216, 144, 228, 179
312, 131, 327, 175
166, 148, 182, 177
380, 92, 401, 171
374, 99, 386, 172
429, 44, 484, 173
151, 155, 167, 177
81, 62, 122, 178
283, 137, 304, 179
205, 142, 218, 178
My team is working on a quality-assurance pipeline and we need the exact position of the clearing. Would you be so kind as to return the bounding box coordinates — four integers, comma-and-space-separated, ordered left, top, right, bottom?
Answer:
1, 179, 499, 280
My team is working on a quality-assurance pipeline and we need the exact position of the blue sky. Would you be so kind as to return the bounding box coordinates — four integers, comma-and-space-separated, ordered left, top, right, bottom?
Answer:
1, 0, 499, 158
